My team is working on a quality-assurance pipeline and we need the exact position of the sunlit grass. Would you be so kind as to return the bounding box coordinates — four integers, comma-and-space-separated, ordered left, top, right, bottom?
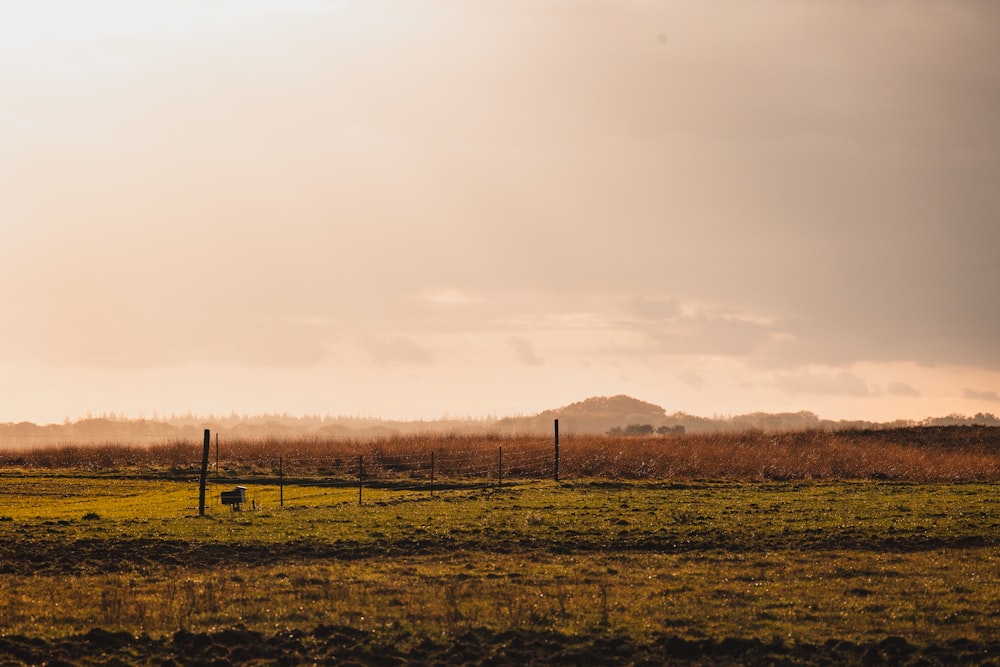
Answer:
2, 474, 997, 547
1, 470, 997, 650
2, 548, 998, 644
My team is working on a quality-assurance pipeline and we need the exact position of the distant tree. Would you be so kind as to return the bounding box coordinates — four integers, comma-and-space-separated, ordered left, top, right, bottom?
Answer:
624, 423, 655, 436
974, 413, 1000, 426
919, 413, 1000, 427
607, 426, 624, 435
656, 425, 685, 435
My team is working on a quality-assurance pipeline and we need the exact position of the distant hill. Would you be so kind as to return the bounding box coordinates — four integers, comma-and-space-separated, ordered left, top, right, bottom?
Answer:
496, 395, 667, 434
2, 397, 997, 445
495, 396, 1000, 435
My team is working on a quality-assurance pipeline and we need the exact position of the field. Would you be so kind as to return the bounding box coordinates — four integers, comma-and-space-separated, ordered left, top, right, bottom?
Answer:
1, 427, 998, 665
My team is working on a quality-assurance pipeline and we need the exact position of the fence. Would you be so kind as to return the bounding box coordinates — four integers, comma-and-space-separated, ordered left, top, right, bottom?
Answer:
202, 425, 561, 511
5, 424, 997, 508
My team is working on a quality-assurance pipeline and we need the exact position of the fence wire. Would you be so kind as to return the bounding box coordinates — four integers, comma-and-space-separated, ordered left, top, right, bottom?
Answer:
198, 438, 558, 508
0, 431, 570, 510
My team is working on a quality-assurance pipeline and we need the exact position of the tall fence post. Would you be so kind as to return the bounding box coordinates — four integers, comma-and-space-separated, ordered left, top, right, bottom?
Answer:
279, 456, 284, 508
358, 455, 364, 505
554, 419, 560, 482
430, 451, 435, 498
215, 432, 219, 479
198, 429, 210, 516
498, 446, 503, 489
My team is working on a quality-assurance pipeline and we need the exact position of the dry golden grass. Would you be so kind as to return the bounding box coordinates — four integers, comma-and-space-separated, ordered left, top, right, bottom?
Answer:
2, 425, 997, 481
563, 428, 1000, 481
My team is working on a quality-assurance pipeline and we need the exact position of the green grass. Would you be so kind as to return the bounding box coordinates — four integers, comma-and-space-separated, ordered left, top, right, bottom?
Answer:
0, 471, 998, 646
2, 472, 996, 548
4, 549, 998, 644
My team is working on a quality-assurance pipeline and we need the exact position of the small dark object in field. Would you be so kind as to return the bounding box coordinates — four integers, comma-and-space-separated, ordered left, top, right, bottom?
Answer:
221, 486, 247, 511
82, 512, 101, 521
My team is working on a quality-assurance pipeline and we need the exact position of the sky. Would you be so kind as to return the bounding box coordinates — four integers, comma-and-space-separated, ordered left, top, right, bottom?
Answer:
2, 0, 999, 425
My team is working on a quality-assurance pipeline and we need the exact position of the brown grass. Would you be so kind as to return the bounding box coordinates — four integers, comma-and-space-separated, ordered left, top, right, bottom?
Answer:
1, 426, 997, 482
564, 428, 1000, 481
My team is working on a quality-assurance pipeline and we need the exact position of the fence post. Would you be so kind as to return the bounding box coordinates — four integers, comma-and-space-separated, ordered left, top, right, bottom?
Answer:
430, 451, 435, 498
215, 432, 219, 479
198, 429, 210, 516
498, 446, 503, 489
279, 456, 284, 508
358, 455, 364, 505
554, 419, 560, 482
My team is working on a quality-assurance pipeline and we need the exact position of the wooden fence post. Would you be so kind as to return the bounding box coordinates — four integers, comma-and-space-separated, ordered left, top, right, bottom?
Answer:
430, 451, 435, 498
554, 419, 560, 482
498, 446, 503, 489
198, 429, 210, 516
279, 456, 284, 508
358, 455, 364, 505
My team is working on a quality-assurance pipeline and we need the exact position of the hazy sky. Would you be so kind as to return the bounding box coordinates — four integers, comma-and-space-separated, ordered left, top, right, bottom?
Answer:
2, 0, 999, 424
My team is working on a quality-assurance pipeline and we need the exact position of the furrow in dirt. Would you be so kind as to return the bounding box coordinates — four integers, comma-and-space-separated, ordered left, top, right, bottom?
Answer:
0, 625, 997, 666
1, 533, 996, 576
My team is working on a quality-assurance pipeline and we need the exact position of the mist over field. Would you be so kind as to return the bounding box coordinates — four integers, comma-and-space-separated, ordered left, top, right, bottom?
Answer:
3, 395, 999, 448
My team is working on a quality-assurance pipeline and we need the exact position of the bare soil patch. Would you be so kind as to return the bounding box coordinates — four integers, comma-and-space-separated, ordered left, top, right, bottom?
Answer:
1, 625, 998, 666
2, 529, 996, 577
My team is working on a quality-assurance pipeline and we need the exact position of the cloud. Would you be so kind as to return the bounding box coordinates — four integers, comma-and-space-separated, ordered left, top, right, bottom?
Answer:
887, 382, 921, 397
775, 371, 873, 397
964, 389, 1000, 403
0, 285, 330, 369
628, 301, 774, 357
627, 297, 680, 321
360, 335, 433, 365
205, 318, 330, 367
2, 0, 1000, 424
507, 336, 544, 367
418, 288, 484, 306
678, 371, 705, 389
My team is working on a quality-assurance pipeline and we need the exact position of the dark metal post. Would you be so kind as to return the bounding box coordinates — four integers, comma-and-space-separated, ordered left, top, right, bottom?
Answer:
498, 446, 503, 489
279, 456, 284, 508
215, 432, 219, 479
430, 451, 435, 498
554, 419, 560, 482
198, 429, 210, 516
358, 455, 364, 505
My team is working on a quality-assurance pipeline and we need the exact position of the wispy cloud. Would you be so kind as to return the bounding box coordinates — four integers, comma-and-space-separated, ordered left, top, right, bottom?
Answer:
964, 389, 1000, 403
888, 382, 921, 397
678, 370, 705, 388
775, 371, 873, 397
360, 335, 433, 365
417, 288, 484, 306
627, 298, 775, 357
507, 336, 544, 367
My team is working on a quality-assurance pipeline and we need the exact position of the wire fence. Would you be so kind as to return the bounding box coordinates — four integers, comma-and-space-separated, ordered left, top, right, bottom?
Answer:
4, 424, 999, 512
0, 424, 573, 516
206, 437, 559, 508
